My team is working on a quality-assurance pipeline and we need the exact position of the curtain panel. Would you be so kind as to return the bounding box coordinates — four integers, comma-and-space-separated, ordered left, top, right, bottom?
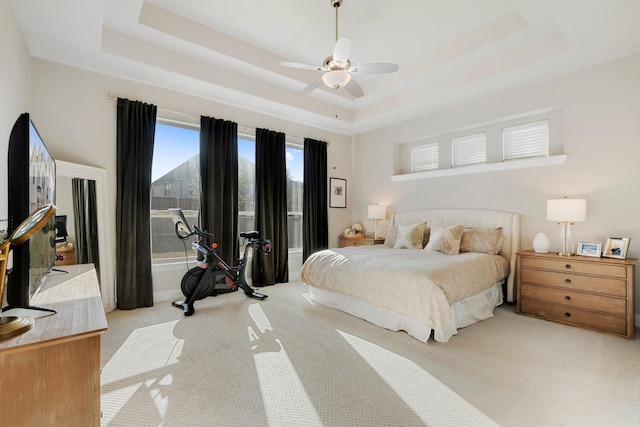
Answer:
116, 98, 157, 309
302, 138, 328, 262
252, 128, 288, 286
199, 116, 239, 266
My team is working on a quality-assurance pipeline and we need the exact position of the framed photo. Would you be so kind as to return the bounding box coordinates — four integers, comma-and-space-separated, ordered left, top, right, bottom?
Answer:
329, 177, 347, 208
602, 237, 631, 259
576, 241, 602, 258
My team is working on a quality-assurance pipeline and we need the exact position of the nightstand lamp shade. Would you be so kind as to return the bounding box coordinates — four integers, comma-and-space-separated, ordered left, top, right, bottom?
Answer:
368, 205, 386, 239
547, 197, 586, 256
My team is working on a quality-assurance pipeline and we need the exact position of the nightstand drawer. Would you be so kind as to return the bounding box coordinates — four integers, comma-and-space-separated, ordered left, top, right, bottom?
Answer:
520, 299, 627, 335
521, 256, 627, 278
521, 268, 626, 297
520, 284, 626, 315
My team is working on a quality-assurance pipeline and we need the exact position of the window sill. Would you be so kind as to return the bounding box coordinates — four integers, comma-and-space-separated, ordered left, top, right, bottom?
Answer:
391, 154, 567, 182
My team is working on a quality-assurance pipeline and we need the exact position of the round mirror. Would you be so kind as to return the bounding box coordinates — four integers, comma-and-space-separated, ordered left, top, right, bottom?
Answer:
9, 204, 57, 246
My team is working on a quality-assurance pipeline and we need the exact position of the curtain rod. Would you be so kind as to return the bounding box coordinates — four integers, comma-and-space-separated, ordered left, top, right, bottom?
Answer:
107, 95, 324, 145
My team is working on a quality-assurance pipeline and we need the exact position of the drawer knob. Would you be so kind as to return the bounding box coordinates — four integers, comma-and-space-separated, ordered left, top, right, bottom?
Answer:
565, 264, 572, 269
565, 278, 571, 284
565, 312, 571, 318
565, 295, 571, 301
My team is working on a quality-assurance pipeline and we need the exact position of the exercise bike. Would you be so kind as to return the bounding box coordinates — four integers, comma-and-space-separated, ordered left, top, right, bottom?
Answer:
168, 209, 269, 316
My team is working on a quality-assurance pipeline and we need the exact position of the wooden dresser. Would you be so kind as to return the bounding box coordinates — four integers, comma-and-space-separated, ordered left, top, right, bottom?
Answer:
0, 264, 107, 426
516, 250, 636, 339
338, 236, 385, 248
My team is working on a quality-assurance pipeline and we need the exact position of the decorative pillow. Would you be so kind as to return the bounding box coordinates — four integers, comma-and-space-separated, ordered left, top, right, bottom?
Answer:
384, 225, 398, 246
424, 224, 465, 255
392, 223, 426, 249
385, 222, 429, 247
459, 227, 503, 255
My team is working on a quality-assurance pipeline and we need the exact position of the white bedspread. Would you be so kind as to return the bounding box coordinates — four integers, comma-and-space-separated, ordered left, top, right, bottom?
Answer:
301, 246, 509, 330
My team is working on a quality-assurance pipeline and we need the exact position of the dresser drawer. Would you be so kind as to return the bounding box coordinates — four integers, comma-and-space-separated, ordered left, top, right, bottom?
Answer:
520, 283, 626, 315
520, 299, 627, 335
521, 268, 627, 297
520, 257, 627, 278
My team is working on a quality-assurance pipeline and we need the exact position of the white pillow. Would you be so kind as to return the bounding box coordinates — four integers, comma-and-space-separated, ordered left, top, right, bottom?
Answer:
425, 224, 465, 255
393, 223, 425, 249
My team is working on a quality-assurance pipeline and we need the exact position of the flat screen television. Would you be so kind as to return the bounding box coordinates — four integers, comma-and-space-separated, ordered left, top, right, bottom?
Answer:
5, 113, 57, 310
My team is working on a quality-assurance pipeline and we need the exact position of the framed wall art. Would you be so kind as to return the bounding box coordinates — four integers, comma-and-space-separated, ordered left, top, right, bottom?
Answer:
576, 241, 602, 258
329, 177, 347, 208
602, 237, 631, 259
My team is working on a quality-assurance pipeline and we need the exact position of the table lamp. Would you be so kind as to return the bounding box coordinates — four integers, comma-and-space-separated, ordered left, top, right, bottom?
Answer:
368, 205, 386, 239
547, 197, 586, 256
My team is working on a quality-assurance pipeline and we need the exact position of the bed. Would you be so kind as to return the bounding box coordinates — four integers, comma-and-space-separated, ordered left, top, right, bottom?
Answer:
301, 208, 520, 342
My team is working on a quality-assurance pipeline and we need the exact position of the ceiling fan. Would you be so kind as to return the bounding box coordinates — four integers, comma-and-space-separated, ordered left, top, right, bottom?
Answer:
279, 0, 398, 98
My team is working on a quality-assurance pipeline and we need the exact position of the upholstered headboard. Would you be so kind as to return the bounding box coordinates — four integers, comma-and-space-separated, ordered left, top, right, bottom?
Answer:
391, 208, 521, 302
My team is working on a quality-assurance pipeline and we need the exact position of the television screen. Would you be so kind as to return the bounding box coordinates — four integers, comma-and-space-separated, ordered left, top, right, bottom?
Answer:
6, 113, 57, 308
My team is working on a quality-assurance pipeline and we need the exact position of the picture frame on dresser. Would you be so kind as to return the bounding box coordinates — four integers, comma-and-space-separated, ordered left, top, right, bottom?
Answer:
602, 237, 631, 259
576, 241, 602, 257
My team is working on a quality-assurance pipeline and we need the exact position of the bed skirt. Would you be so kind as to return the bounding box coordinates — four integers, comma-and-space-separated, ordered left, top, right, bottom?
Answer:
307, 281, 504, 343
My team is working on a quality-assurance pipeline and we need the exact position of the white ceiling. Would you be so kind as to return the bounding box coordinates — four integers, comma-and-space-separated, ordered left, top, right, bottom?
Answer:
10, 0, 640, 136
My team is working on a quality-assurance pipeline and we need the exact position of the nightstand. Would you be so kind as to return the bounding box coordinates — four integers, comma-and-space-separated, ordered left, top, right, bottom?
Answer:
338, 237, 385, 248
56, 245, 76, 266
516, 250, 636, 339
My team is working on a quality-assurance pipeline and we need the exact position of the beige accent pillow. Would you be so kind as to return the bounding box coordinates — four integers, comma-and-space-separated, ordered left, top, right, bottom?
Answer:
425, 224, 465, 255
392, 223, 426, 249
385, 222, 429, 247
459, 227, 503, 255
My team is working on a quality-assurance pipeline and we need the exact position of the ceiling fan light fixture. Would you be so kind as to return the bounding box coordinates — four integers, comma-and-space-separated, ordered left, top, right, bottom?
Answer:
322, 69, 351, 89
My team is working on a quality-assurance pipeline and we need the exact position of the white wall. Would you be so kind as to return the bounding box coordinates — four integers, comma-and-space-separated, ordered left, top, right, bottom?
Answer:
353, 53, 640, 318
0, 1, 31, 223
28, 59, 353, 302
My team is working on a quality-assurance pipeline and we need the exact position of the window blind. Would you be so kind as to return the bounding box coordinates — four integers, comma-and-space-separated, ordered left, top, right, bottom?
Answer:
452, 133, 486, 168
411, 143, 438, 172
503, 120, 549, 161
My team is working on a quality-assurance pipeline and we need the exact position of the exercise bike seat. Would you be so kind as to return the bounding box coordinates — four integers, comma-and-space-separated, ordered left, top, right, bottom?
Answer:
240, 231, 261, 240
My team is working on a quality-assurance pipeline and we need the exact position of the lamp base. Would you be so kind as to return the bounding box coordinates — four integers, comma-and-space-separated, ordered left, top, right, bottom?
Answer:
0, 316, 34, 341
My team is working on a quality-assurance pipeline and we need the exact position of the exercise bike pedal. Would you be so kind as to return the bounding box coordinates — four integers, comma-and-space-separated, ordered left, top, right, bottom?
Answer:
247, 291, 268, 300
172, 300, 195, 316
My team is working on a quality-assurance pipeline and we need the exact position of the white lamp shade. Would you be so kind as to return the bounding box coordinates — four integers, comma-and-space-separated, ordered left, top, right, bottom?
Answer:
547, 198, 586, 222
368, 205, 386, 220
322, 69, 351, 89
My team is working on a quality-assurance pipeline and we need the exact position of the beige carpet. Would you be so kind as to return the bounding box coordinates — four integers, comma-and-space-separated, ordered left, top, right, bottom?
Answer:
101, 280, 640, 427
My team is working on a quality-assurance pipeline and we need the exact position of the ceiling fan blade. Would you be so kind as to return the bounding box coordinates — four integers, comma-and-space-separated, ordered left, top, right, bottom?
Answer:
344, 79, 364, 98
349, 63, 399, 74
301, 79, 324, 94
279, 61, 325, 72
332, 36, 352, 68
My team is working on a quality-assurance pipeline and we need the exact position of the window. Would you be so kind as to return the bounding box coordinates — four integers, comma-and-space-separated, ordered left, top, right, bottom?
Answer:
286, 145, 303, 250
452, 133, 486, 168
151, 123, 200, 263
238, 136, 256, 241
411, 143, 438, 172
151, 124, 304, 264
503, 120, 549, 161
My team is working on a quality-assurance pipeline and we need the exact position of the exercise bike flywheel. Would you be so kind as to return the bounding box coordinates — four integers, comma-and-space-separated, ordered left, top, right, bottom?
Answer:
181, 266, 236, 301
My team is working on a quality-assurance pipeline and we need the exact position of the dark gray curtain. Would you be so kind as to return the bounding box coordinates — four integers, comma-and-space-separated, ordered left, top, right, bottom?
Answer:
302, 138, 328, 262
116, 98, 157, 309
199, 116, 239, 266
72, 178, 100, 277
252, 128, 288, 286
